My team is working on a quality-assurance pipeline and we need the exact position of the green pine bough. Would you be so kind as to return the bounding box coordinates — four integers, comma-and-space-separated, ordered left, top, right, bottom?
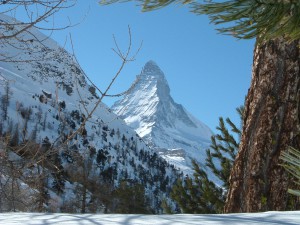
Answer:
170, 107, 243, 213
280, 147, 300, 197
194, 0, 300, 43
100, 0, 300, 43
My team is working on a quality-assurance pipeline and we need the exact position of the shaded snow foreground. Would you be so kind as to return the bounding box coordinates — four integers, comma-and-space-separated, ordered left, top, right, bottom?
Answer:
0, 211, 300, 225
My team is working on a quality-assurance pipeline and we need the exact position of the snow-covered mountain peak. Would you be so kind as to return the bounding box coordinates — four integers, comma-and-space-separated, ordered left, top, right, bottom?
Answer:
112, 61, 213, 174
142, 60, 164, 77
112, 61, 171, 127
138, 60, 170, 100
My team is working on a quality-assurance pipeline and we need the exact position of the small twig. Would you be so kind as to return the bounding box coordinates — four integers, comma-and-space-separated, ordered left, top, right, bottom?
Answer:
66, 26, 142, 143
69, 33, 104, 96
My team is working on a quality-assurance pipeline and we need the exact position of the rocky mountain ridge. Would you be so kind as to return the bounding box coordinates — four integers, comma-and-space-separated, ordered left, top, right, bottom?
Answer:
112, 60, 213, 174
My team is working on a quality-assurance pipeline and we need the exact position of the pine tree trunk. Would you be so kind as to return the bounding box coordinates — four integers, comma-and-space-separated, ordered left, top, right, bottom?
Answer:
224, 38, 300, 213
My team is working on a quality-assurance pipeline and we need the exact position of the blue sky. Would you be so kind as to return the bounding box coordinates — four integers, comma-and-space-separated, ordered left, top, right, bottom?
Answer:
19, 1, 255, 132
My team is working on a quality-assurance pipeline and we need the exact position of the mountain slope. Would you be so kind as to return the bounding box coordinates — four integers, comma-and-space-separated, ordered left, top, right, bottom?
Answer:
0, 15, 180, 213
112, 60, 213, 174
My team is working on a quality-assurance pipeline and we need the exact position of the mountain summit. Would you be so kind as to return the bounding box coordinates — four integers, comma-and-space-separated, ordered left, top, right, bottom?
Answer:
142, 60, 164, 77
112, 61, 213, 173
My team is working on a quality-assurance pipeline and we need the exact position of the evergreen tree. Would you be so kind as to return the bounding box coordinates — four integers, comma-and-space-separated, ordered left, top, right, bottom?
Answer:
198, 2, 300, 212
113, 180, 150, 214
0, 121, 3, 136
32, 164, 50, 212
206, 106, 243, 190
171, 107, 243, 213
10, 124, 20, 147
20, 107, 32, 140
1, 81, 11, 121
30, 123, 38, 142
161, 199, 173, 214
110, 128, 115, 137
42, 112, 47, 131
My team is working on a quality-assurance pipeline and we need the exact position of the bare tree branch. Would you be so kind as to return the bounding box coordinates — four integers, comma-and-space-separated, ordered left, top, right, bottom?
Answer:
0, 0, 79, 62
66, 26, 143, 142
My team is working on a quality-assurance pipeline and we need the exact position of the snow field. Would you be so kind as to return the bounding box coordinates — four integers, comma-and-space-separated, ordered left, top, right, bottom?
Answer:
0, 211, 299, 225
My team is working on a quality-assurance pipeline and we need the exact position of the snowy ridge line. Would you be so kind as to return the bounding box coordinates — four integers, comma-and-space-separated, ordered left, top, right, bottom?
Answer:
0, 211, 299, 225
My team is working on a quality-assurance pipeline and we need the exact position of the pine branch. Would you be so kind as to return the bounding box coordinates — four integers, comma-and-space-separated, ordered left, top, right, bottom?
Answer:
100, 0, 300, 42
280, 147, 300, 185
195, 1, 300, 43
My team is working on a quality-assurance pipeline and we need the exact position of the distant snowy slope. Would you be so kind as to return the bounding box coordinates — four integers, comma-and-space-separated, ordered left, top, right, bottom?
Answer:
1, 211, 299, 225
112, 60, 213, 174
0, 15, 181, 213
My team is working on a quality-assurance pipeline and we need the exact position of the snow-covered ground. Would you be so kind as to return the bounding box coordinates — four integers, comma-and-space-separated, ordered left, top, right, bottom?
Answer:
0, 211, 299, 225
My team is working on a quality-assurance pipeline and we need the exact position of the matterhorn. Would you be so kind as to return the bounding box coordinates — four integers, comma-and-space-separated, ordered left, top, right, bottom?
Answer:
112, 60, 213, 173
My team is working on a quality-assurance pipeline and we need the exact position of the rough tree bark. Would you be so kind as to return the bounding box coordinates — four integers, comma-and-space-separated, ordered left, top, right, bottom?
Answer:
224, 38, 300, 212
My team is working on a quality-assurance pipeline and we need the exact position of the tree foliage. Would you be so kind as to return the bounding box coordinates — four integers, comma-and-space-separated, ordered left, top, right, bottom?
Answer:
171, 161, 224, 213
112, 180, 150, 214
171, 107, 243, 213
100, 0, 300, 43
280, 147, 300, 197
195, 1, 300, 43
